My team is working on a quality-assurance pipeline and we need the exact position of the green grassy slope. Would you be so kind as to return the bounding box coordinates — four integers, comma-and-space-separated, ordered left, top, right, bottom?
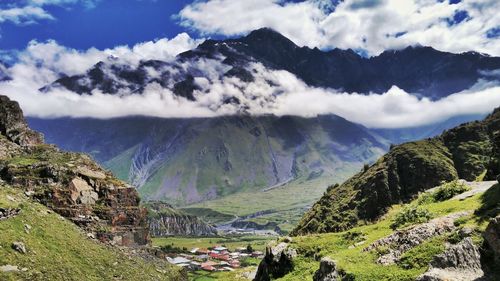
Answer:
293, 108, 500, 235
217, 182, 499, 281
0, 186, 186, 281
277, 184, 498, 281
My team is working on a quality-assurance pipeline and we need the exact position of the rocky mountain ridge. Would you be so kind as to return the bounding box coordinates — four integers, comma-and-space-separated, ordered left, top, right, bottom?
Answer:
41, 28, 500, 101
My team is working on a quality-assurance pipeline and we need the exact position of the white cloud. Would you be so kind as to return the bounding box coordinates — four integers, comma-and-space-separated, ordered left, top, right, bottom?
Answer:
0, 0, 99, 26
19, 33, 201, 75
1, 41, 499, 128
29, 0, 100, 9
178, 0, 500, 56
0, 6, 54, 25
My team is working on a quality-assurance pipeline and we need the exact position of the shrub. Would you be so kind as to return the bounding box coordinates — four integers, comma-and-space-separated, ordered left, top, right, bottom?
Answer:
390, 206, 432, 230
415, 192, 434, 205
432, 180, 471, 201
341, 231, 365, 244
363, 163, 370, 172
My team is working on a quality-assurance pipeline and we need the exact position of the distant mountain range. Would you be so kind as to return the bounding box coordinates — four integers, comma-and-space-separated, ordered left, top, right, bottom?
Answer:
41, 28, 500, 102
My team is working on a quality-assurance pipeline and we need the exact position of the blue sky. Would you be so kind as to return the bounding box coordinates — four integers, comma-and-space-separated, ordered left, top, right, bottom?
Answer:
0, 0, 193, 50
0, 0, 499, 56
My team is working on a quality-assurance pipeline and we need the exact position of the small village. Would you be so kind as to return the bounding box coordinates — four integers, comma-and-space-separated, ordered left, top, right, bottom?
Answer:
165, 245, 264, 272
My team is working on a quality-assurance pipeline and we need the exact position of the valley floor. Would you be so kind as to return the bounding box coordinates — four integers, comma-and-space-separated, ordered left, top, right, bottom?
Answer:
182, 176, 342, 234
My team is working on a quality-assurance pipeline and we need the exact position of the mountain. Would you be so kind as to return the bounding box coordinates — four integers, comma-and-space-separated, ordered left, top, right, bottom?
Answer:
28, 115, 387, 206
41, 28, 500, 101
292, 107, 500, 235
0, 95, 186, 280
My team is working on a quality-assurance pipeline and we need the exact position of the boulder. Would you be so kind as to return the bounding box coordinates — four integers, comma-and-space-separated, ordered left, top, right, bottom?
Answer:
417, 238, 484, 281
254, 241, 297, 281
11, 241, 26, 254
313, 257, 342, 281
69, 177, 98, 204
364, 212, 469, 265
483, 215, 500, 265
0, 265, 19, 272
0, 208, 20, 220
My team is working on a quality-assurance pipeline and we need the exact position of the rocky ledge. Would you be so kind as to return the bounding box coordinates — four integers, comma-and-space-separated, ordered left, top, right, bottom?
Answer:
417, 238, 485, 281
147, 202, 217, 237
363, 211, 470, 265
0, 95, 149, 246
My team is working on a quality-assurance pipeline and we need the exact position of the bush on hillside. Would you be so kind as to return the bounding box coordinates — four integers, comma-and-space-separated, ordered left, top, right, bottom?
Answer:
432, 180, 471, 201
390, 206, 432, 230
341, 230, 365, 244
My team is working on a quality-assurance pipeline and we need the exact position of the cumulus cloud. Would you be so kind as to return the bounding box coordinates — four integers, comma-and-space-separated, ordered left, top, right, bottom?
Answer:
0, 0, 99, 26
0, 6, 54, 25
17, 33, 201, 76
178, 0, 500, 56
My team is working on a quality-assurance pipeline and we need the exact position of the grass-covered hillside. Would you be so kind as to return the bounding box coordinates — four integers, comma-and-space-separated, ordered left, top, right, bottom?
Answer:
293, 108, 500, 235
270, 182, 499, 281
0, 185, 186, 281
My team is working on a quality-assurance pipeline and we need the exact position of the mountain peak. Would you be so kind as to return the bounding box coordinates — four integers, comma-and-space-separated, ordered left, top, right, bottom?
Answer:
242, 28, 298, 48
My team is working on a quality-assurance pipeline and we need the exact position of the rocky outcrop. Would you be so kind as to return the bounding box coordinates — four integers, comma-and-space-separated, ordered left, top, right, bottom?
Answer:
231, 220, 283, 234
0, 95, 43, 146
0, 207, 20, 220
364, 212, 469, 265
417, 238, 485, 281
0, 95, 149, 247
254, 240, 297, 281
483, 215, 500, 265
313, 257, 344, 281
147, 202, 217, 236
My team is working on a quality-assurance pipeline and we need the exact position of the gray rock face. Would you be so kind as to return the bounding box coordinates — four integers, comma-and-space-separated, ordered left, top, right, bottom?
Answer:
417, 238, 485, 281
364, 212, 469, 265
147, 202, 217, 237
483, 215, 500, 265
0, 95, 43, 146
313, 257, 342, 281
254, 241, 297, 281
